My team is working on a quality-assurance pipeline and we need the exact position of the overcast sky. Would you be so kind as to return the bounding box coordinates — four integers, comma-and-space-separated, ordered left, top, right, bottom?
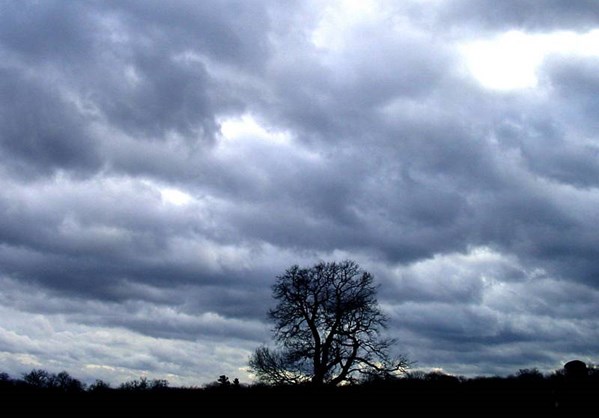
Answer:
1, 0, 598, 385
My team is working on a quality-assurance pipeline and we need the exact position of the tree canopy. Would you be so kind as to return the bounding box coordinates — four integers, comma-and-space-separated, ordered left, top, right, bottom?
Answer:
249, 260, 408, 385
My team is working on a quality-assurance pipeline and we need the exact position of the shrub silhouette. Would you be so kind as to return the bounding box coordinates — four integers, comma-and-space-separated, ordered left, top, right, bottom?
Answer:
515, 368, 544, 382
564, 360, 587, 380
119, 376, 169, 391
88, 379, 111, 392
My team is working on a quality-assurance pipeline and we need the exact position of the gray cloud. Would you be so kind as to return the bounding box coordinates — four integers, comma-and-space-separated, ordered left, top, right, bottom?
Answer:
0, 0, 598, 384
0, 68, 101, 176
0, 0, 273, 178
437, 0, 599, 32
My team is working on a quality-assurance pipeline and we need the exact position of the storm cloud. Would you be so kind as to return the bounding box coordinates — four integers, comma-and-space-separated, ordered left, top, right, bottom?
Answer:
0, 0, 598, 385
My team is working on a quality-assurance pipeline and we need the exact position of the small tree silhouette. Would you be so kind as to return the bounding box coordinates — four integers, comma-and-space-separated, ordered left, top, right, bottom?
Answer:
88, 379, 111, 392
119, 376, 169, 391
516, 368, 544, 382
0, 372, 12, 389
120, 376, 149, 391
23, 369, 54, 388
564, 360, 587, 380
150, 379, 169, 390
217, 375, 230, 386
54, 371, 85, 391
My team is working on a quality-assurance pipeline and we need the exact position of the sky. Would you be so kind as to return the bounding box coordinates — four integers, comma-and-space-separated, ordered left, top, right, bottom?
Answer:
1, 0, 598, 386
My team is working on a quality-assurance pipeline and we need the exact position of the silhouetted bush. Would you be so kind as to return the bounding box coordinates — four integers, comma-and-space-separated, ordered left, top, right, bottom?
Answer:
588, 364, 599, 381
119, 376, 169, 391
515, 368, 545, 382
150, 379, 169, 390
424, 371, 460, 384
564, 360, 587, 380
88, 379, 111, 392
405, 370, 427, 380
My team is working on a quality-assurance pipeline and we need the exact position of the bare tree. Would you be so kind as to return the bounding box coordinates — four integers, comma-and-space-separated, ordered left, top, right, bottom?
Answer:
249, 260, 408, 385
22, 369, 85, 391
22, 369, 54, 388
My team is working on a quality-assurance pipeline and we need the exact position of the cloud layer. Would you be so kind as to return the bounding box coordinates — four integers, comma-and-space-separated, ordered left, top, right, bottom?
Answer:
0, 0, 598, 384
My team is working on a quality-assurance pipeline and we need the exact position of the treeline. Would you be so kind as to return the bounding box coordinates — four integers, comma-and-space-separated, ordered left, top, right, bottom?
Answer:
1, 364, 597, 416
0, 369, 169, 392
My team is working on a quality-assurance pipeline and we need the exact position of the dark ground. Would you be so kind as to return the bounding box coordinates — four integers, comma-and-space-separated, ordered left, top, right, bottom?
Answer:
1, 375, 596, 417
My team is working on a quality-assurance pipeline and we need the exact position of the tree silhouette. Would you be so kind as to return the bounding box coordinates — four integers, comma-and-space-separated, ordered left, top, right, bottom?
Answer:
119, 376, 168, 391
21, 369, 85, 391
54, 371, 85, 391
249, 260, 408, 385
217, 375, 230, 386
23, 369, 54, 388
515, 368, 544, 382
88, 379, 111, 392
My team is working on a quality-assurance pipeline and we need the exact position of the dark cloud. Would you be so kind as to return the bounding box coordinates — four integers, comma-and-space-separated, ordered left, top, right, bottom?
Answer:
0, 0, 272, 178
0, 68, 101, 176
438, 0, 599, 32
0, 0, 598, 384
0, 1, 95, 62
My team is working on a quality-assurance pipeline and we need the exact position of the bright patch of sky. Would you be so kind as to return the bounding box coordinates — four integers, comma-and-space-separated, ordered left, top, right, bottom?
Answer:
461, 29, 599, 90
219, 114, 292, 144
160, 187, 193, 206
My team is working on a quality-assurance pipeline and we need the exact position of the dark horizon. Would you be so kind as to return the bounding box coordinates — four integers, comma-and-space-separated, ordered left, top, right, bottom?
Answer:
1, 361, 597, 416
1, 357, 595, 388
